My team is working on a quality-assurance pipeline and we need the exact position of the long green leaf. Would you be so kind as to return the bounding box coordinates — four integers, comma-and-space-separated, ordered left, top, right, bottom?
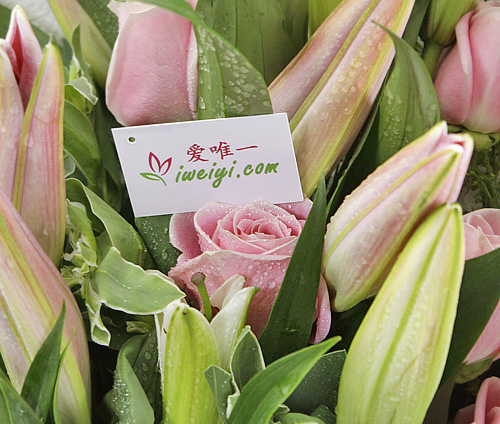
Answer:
373, 29, 439, 165
286, 351, 346, 416
112, 337, 155, 424
76, 0, 118, 47
142, 0, 272, 120
21, 305, 66, 422
441, 247, 500, 385
63, 101, 101, 187
259, 179, 327, 363
227, 337, 340, 424
197, 0, 297, 84
0, 377, 41, 424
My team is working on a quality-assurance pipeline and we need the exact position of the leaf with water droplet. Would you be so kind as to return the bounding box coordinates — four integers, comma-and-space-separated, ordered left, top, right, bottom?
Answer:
141, 0, 272, 120
227, 337, 340, 424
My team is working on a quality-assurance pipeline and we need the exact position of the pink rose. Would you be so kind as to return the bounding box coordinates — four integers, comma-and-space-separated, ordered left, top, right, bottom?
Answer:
463, 209, 500, 365
434, 1, 500, 134
168, 199, 331, 342
106, 0, 198, 126
454, 377, 500, 424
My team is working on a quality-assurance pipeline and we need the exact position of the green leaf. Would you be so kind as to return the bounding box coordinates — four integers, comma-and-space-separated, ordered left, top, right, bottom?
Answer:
0, 377, 42, 424
76, 0, 118, 47
308, 0, 341, 36
95, 247, 184, 314
276, 0, 308, 52
286, 351, 346, 415
197, 0, 297, 84
142, 0, 272, 120
112, 337, 155, 424
92, 98, 126, 212
259, 179, 327, 363
402, 0, 432, 48
63, 101, 101, 187
227, 337, 340, 424
311, 405, 336, 424
372, 29, 439, 165
66, 178, 150, 266
135, 214, 181, 275
21, 305, 66, 422
204, 365, 235, 423
441, 247, 500, 385
230, 328, 265, 391
275, 412, 326, 424
122, 332, 163, 421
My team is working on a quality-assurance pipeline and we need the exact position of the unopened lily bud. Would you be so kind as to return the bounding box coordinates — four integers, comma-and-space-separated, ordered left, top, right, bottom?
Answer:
336, 203, 465, 424
0, 189, 91, 423
324, 122, 472, 311
269, 0, 415, 196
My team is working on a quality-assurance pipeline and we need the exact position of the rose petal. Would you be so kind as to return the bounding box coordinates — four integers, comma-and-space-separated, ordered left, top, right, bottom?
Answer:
169, 212, 201, 262
168, 250, 331, 339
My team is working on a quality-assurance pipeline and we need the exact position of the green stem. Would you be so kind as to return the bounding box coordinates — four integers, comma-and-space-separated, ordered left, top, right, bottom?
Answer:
422, 39, 445, 77
192, 273, 213, 321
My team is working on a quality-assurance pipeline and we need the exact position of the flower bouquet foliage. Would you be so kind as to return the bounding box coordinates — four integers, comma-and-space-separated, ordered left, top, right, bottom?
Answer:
0, 0, 499, 423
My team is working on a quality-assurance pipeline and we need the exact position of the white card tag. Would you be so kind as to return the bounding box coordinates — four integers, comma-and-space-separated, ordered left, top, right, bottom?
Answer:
111, 113, 303, 217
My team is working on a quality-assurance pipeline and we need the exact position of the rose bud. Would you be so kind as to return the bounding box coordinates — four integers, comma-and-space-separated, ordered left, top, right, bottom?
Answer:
434, 1, 500, 134
0, 188, 91, 423
106, 0, 198, 126
323, 122, 472, 311
337, 203, 465, 424
269, 0, 415, 196
168, 199, 331, 342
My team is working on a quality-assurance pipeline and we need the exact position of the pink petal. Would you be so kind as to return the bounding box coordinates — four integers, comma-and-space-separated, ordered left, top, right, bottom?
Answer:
5, 6, 42, 109
466, 299, 500, 364
466, 6, 500, 133
168, 250, 331, 340
475, 377, 500, 424
454, 404, 476, 424
0, 43, 23, 201
106, 3, 198, 126
169, 212, 201, 262
15, 43, 65, 265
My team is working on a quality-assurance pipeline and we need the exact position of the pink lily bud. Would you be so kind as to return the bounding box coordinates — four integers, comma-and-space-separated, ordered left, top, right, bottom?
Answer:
454, 377, 500, 424
13, 42, 65, 266
0, 188, 91, 423
323, 122, 473, 311
5, 6, 42, 108
0, 42, 23, 200
269, 0, 415, 196
460, 209, 500, 369
105, 0, 198, 126
434, 1, 500, 134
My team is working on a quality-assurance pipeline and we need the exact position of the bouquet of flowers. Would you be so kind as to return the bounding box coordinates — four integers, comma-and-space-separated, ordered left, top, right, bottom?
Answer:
0, 0, 499, 423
